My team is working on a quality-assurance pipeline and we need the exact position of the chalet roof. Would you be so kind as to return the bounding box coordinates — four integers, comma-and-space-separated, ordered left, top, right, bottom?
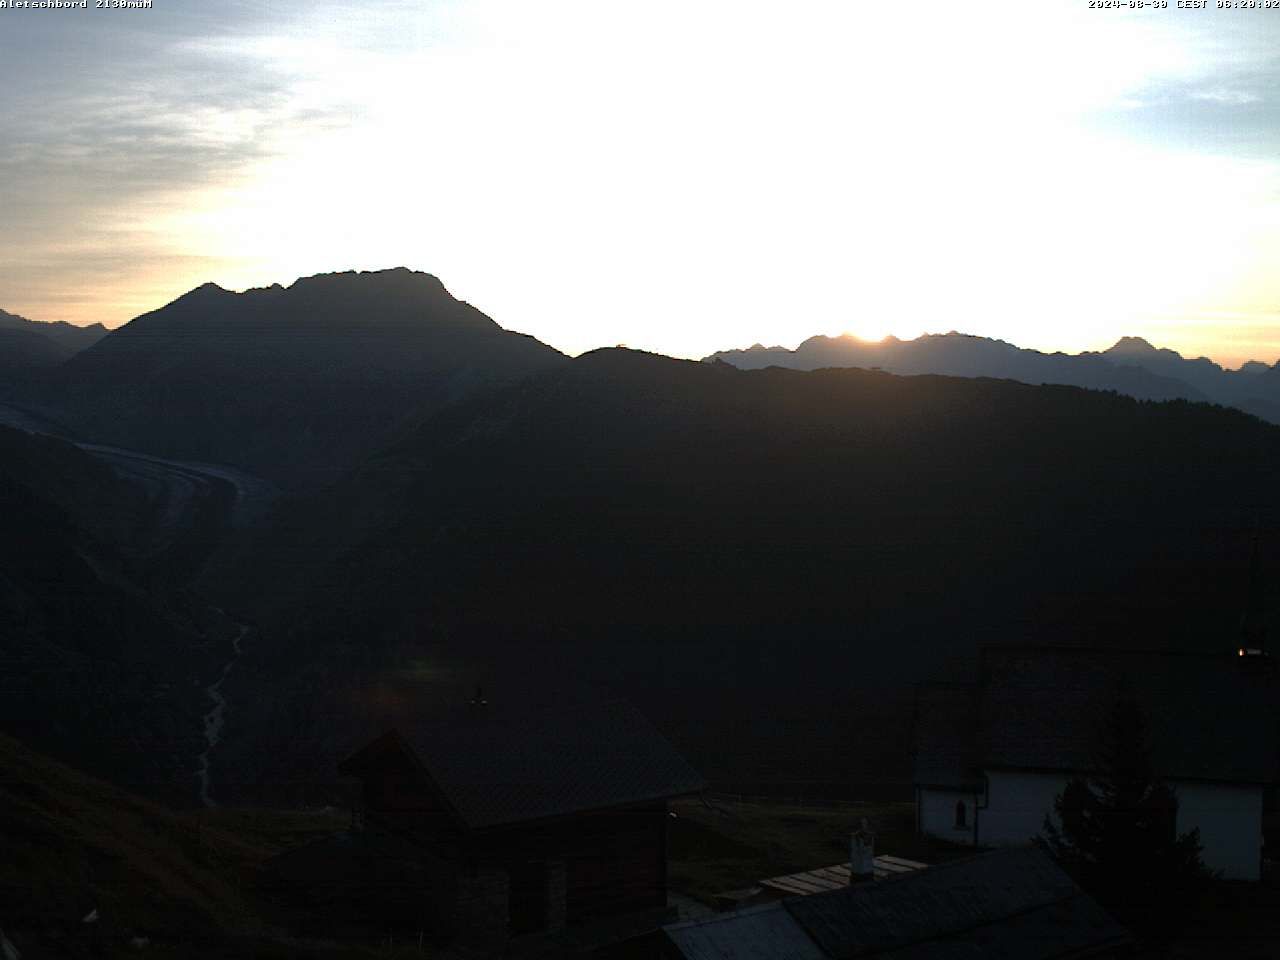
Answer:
979, 647, 1279, 784
340, 699, 705, 829
915, 647, 1280, 788
664, 847, 1130, 960
911, 685, 980, 790
665, 902, 828, 960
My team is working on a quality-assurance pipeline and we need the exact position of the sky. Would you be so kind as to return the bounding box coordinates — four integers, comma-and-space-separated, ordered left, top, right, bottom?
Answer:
3, 1, 1280, 366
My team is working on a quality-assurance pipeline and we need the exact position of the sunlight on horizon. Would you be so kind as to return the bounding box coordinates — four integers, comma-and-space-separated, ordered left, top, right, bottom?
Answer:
4, 0, 1280, 367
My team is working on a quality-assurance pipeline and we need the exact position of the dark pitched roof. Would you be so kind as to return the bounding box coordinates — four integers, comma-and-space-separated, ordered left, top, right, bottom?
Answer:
784, 848, 1123, 959
978, 647, 1280, 784
912, 685, 981, 789
915, 648, 1280, 788
665, 902, 828, 960
664, 848, 1130, 960
340, 699, 705, 829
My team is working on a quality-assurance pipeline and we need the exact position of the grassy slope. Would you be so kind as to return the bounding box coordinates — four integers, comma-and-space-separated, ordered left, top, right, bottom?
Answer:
0, 730, 263, 954
0, 732, 425, 958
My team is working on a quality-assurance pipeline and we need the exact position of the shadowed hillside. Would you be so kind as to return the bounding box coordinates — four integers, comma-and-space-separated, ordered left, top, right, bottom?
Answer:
0, 308, 107, 385
0, 731, 263, 957
0, 426, 147, 548
204, 352, 1280, 804
0, 425, 225, 802
21, 269, 566, 487
0, 732, 432, 958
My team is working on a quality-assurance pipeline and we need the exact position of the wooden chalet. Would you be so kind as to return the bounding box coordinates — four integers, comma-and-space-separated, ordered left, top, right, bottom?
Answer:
337, 698, 706, 949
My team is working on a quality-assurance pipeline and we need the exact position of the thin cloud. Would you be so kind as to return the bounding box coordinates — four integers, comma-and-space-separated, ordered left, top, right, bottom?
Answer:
0, 7, 357, 325
1191, 89, 1263, 105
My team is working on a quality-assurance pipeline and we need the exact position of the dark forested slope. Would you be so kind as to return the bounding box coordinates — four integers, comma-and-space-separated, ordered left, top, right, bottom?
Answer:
208, 352, 1280, 801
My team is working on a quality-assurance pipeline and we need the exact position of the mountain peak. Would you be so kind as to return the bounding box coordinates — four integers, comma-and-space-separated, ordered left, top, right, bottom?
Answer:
1237, 360, 1272, 376
286, 267, 447, 296
1106, 336, 1159, 355
168, 281, 232, 308
39, 269, 566, 486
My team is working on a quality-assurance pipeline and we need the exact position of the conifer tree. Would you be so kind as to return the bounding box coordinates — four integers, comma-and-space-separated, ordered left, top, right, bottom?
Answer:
1039, 675, 1211, 926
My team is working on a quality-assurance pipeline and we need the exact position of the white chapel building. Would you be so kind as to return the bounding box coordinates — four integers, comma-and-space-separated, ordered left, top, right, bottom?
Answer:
913, 645, 1278, 880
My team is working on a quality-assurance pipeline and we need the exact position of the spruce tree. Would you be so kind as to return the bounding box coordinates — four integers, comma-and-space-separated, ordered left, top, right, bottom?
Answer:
1039, 675, 1211, 928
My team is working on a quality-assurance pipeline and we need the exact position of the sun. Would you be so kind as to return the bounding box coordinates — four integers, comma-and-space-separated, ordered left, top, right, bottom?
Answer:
839, 328, 891, 344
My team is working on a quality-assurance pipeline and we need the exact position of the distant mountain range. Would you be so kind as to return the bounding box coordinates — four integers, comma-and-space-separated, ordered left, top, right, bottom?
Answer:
0, 308, 107, 382
15, 268, 566, 487
706, 333, 1280, 424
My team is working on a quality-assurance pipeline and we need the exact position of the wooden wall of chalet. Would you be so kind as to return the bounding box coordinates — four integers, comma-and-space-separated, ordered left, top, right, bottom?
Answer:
356, 758, 670, 936
561, 808, 666, 924
464, 805, 668, 927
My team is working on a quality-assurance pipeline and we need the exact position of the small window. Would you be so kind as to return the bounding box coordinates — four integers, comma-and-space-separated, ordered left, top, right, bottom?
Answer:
954, 800, 967, 829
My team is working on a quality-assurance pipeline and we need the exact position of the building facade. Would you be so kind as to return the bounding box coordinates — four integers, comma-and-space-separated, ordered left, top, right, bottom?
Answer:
914, 647, 1278, 880
338, 698, 705, 948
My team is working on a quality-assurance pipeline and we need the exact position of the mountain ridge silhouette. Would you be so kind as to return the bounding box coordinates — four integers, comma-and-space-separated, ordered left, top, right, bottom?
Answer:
20, 268, 567, 486
0, 308, 107, 382
707, 331, 1280, 423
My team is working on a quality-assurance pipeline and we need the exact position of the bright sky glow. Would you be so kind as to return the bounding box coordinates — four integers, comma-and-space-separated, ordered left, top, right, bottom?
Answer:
3, 0, 1280, 365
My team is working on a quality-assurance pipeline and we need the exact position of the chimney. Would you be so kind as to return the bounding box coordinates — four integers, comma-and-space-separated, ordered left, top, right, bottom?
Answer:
849, 818, 875, 885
